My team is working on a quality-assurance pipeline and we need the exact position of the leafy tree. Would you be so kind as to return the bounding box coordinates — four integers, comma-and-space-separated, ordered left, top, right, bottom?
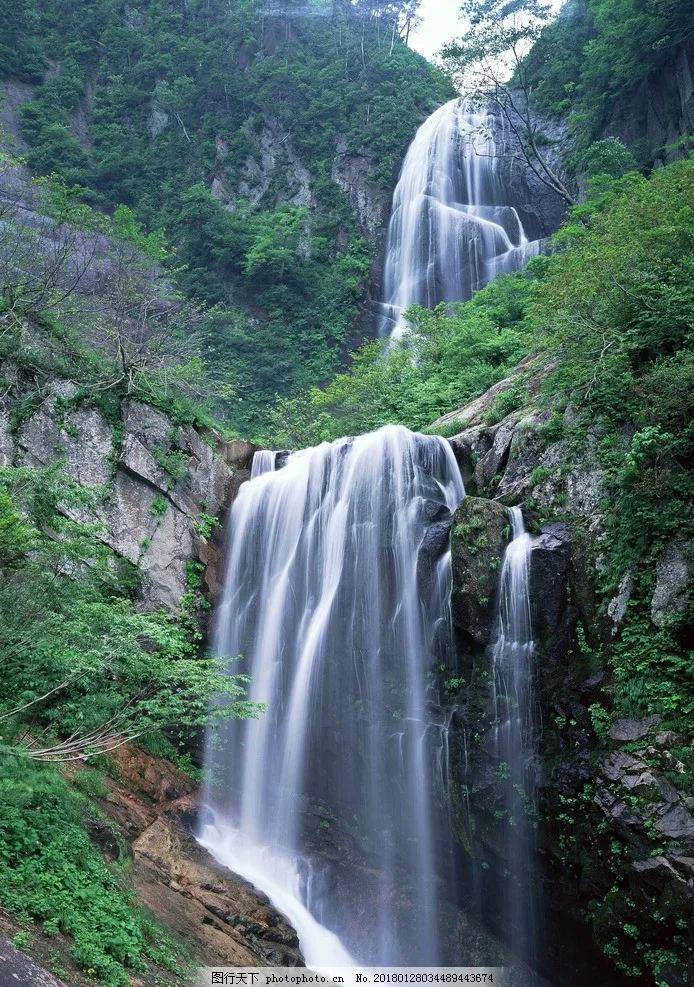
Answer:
443, 0, 576, 205
0, 468, 260, 762
572, 137, 637, 178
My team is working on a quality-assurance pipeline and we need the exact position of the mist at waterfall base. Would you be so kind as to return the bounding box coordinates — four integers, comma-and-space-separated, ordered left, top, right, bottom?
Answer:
199, 427, 466, 965
379, 98, 541, 339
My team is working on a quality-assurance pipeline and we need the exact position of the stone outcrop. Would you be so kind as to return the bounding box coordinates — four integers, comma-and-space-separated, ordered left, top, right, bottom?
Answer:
451, 497, 509, 646
1, 361, 255, 612
0, 939, 69, 987
331, 137, 391, 242
442, 368, 691, 987
492, 96, 570, 239
232, 116, 315, 212
651, 540, 693, 629
70, 745, 302, 971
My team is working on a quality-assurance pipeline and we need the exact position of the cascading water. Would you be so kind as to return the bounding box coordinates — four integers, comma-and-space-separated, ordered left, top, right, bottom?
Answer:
200, 426, 465, 965
379, 98, 541, 339
489, 507, 538, 969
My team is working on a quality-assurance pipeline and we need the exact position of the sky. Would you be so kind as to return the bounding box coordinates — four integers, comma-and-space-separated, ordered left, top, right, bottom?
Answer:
410, 0, 566, 64
410, 0, 463, 62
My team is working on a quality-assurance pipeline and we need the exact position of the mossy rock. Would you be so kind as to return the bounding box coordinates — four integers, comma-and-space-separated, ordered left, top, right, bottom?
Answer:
451, 497, 509, 646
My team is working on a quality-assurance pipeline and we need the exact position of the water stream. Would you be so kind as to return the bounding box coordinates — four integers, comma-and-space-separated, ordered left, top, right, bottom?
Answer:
489, 508, 538, 968
200, 426, 465, 965
379, 98, 541, 339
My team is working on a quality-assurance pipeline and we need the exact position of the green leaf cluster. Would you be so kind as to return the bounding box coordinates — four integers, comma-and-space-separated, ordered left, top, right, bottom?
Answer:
0, 757, 189, 985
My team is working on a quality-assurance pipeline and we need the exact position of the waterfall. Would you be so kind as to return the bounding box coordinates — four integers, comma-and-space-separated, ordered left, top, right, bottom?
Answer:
200, 425, 465, 965
489, 507, 539, 967
379, 98, 541, 339
250, 449, 277, 478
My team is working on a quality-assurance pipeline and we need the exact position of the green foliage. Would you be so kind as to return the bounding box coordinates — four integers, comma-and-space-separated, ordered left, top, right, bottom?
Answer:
0, 757, 189, 985
0, 165, 220, 429
0, 466, 259, 751
534, 160, 693, 725
0, 451, 262, 983
588, 703, 611, 738
73, 768, 110, 800
572, 137, 637, 178
154, 448, 189, 482
3, 0, 451, 434
523, 0, 693, 160
482, 381, 529, 426
150, 493, 168, 518
530, 466, 551, 487
194, 512, 220, 541
264, 273, 534, 446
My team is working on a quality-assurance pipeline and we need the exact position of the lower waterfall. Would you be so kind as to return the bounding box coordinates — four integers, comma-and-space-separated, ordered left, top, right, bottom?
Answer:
200, 426, 465, 965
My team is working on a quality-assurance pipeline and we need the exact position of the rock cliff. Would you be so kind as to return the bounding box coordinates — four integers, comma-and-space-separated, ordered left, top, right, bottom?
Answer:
439, 368, 693, 986
602, 44, 694, 166
0, 357, 255, 614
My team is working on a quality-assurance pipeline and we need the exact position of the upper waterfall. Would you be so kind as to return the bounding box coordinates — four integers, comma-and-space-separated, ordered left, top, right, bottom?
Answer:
200, 426, 465, 965
379, 98, 542, 339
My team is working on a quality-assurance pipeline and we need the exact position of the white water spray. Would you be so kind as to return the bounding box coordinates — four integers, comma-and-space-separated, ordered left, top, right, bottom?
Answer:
201, 426, 465, 964
379, 99, 541, 339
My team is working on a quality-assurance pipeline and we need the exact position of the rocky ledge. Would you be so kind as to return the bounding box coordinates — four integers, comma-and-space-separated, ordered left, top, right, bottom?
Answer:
80, 745, 302, 971
439, 366, 692, 986
0, 359, 260, 616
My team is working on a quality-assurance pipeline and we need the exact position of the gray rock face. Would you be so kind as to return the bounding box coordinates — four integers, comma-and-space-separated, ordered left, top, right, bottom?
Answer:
600, 751, 647, 782
18, 385, 114, 487
332, 137, 389, 242
564, 433, 605, 524
491, 95, 570, 238
610, 715, 662, 742
0, 80, 35, 150
235, 116, 314, 211
654, 805, 694, 841
651, 540, 693, 628
602, 43, 694, 165
140, 505, 195, 610
3, 367, 240, 612
0, 399, 14, 466
450, 497, 509, 646
529, 523, 573, 660
606, 571, 633, 634
473, 413, 523, 493
0, 938, 68, 987
120, 432, 172, 493
148, 107, 169, 138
